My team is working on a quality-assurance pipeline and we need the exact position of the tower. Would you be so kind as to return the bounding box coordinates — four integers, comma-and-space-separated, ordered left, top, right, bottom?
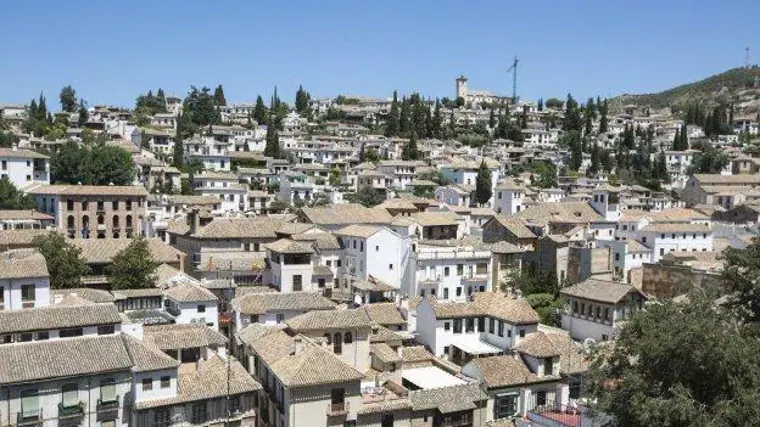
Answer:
455, 75, 468, 101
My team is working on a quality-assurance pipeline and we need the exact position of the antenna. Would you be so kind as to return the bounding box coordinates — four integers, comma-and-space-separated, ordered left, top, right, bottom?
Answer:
746, 46, 751, 69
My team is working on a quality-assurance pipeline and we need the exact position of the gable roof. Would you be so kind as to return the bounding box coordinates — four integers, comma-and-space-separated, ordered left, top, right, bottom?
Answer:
465, 355, 547, 389
74, 238, 183, 264
364, 302, 405, 326
424, 293, 540, 325
300, 204, 392, 226
488, 215, 537, 239
285, 308, 372, 332
0, 303, 121, 334
514, 332, 561, 358
269, 344, 364, 387
142, 324, 228, 350
232, 291, 336, 316
0, 249, 49, 279
516, 202, 603, 225
560, 279, 644, 304
409, 383, 488, 414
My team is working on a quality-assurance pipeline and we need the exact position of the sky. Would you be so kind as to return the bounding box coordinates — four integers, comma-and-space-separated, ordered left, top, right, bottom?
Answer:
1, 0, 757, 109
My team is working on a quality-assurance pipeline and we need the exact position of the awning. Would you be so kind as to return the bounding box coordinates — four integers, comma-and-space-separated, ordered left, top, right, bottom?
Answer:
450, 335, 504, 355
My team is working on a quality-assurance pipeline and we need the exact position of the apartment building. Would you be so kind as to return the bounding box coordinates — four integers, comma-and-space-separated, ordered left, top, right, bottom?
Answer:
29, 185, 149, 239
192, 171, 248, 213
0, 249, 50, 311
411, 240, 492, 301
0, 146, 49, 190
334, 225, 412, 290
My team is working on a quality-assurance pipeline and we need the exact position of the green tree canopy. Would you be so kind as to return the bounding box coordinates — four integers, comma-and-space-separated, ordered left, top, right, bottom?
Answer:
545, 98, 564, 110
51, 141, 135, 185
32, 232, 90, 289
264, 116, 281, 158
59, 85, 77, 113
107, 238, 161, 289
253, 95, 268, 125
213, 85, 227, 106
589, 298, 760, 427
0, 178, 34, 209
474, 160, 493, 205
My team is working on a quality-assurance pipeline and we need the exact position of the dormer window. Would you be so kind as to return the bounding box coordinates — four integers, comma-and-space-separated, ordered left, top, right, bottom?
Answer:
545, 357, 554, 376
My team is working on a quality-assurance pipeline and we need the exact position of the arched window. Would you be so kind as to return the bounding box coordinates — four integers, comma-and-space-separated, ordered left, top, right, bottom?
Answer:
126, 215, 133, 228
97, 214, 104, 225
112, 215, 120, 228
67, 215, 75, 229
344, 332, 353, 344
333, 333, 342, 355
82, 215, 90, 228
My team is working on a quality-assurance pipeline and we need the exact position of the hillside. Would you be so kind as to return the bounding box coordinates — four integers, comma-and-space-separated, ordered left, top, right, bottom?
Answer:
611, 67, 760, 111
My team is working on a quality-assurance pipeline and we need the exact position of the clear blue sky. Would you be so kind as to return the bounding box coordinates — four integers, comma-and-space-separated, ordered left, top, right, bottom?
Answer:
2, 0, 757, 109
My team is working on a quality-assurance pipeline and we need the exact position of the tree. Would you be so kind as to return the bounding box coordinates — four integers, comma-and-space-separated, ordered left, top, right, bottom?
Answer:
563, 94, 582, 133
329, 167, 342, 186
431, 99, 443, 138
545, 98, 564, 110
0, 178, 33, 209
173, 131, 185, 169
51, 141, 135, 185
474, 160, 493, 206
345, 187, 386, 207
107, 238, 161, 289
722, 237, 760, 324
213, 85, 227, 106
385, 91, 400, 137
295, 85, 310, 114
537, 98, 544, 111
264, 116, 280, 158
32, 233, 90, 289
564, 130, 582, 171
401, 132, 419, 160
59, 85, 77, 113
77, 99, 89, 127
598, 99, 609, 134
488, 107, 496, 129
183, 86, 221, 130
589, 298, 760, 427
687, 145, 729, 174
253, 95, 268, 125
0, 132, 19, 147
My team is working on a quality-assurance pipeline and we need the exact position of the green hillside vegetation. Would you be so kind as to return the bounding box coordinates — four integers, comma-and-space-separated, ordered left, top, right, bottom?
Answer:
612, 67, 760, 109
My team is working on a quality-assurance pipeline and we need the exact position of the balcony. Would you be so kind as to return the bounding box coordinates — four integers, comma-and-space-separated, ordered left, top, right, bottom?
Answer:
166, 305, 181, 316
97, 397, 120, 422
528, 401, 584, 427
326, 401, 349, 416
17, 410, 42, 427
58, 402, 85, 426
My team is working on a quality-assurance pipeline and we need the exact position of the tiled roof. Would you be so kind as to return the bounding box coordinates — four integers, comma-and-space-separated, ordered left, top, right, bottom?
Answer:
135, 355, 261, 409
640, 223, 711, 233
275, 222, 320, 236
285, 308, 373, 331
401, 346, 435, 364
235, 323, 287, 347
0, 249, 49, 279
543, 331, 590, 375
0, 229, 50, 247
335, 224, 383, 238
301, 204, 392, 226
28, 184, 148, 196
489, 241, 525, 254
235, 286, 277, 297
369, 324, 404, 343
270, 343, 364, 387
409, 383, 488, 414
265, 238, 315, 254
249, 330, 296, 365
290, 231, 341, 250
163, 282, 217, 302
51, 288, 115, 303
364, 302, 405, 326
489, 215, 537, 239
0, 147, 49, 159
560, 279, 642, 304
427, 293, 540, 325
74, 238, 183, 264
142, 324, 228, 350
515, 332, 561, 358
412, 211, 461, 227
232, 291, 336, 315
187, 217, 285, 239
0, 303, 121, 334
0, 210, 53, 220
370, 343, 401, 363
111, 288, 163, 299
121, 333, 180, 372
166, 195, 220, 205
465, 355, 546, 389
516, 202, 603, 225
693, 174, 760, 185
0, 334, 132, 385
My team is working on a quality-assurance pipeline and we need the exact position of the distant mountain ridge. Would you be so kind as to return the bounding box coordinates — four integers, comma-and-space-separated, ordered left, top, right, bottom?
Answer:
611, 67, 760, 111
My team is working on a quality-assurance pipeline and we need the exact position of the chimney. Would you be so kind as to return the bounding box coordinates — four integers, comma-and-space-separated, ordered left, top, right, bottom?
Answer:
53, 294, 64, 304
187, 207, 200, 235
294, 336, 304, 355
11, 143, 17, 152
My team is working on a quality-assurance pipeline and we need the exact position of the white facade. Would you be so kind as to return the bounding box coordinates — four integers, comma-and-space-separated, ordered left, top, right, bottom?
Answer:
336, 227, 412, 289
0, 148, 49, 190
411, 246, 491, 302
640, 227, 713, 263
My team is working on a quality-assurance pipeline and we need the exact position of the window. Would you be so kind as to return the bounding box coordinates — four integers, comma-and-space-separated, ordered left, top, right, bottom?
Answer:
112, 200, 119, 210
326, 260, 332, 267
276, 313, 285, 323
519, 329, 525, 338
337, 260, 342, 267
457, 264, 464, 275
443, 288, 449, 299
62, 383, 79, 408
318, 278, 326, 288
360, 241, 364, 252
250, 315, 259, 323
489, 318, 495, 333
60, 328, 83, 338
569, 380, 582, 399
293, 274, 302, 291
191, 403, 207, 423
545, 357, 554, 375
18, 333, 32, 342
389, 263, 393, 270
324, 333, 332, 344
21, 389, 39, 419
97, 325, 115, 335
142, 378, 153, 391
444, 267, 450, 277
160, 376, 171, 388
21, 284, 35, 307
100, 379, 116, 403
478, 317, 485, 332
494, 394, 518, 419
444, 322, 450, 331
36, 331, 48, 340
197, 304, 206, 313
333, 333, 342, 354
497, 321, 504, 337
536, 391, 547, 406
353, 240, 356, 249
381, 414, 394, 427
344, 332, 353, 344
453, 319, 462, 333
456, 287, 462, 297
465, 318, 474, 332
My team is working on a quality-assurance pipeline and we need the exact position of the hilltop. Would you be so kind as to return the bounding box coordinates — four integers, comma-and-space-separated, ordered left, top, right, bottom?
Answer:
611, 67, 760, 111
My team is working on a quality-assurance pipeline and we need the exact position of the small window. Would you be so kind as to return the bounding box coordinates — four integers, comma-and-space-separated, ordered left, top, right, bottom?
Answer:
444, 267, 450, 277
389, 264, 393, 270
375, 245, 379, 252
344, 332, 353, 344
160, 376, 171, 388
519, 329, 526, 338
97, 325, 115, 335
36, 331, 49, 341
142, 378, 153, 391
444, 322, 450, 331
197, 305, 206, 313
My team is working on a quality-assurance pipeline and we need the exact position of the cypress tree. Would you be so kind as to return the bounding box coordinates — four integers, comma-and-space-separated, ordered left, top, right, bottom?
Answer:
474, 160, 493, 206
264, 115, 280, 158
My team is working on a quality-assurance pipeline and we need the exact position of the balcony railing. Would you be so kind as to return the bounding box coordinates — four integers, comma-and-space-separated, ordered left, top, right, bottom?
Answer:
17, 410, 42, 427
326, 401, 349, 416
166, 305, 181, 316
58, 402, 85, 419
97, 397, 120, 422
528, 400, 583, 427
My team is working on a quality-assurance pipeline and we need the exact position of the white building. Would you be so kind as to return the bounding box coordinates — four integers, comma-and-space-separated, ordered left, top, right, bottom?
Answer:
494, 179, 528, 215
334, 225, 412, 290
0, 147, 49, 190
639, 223, 713, 262
192, 171, 248, 213
411, 241, 492, 301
